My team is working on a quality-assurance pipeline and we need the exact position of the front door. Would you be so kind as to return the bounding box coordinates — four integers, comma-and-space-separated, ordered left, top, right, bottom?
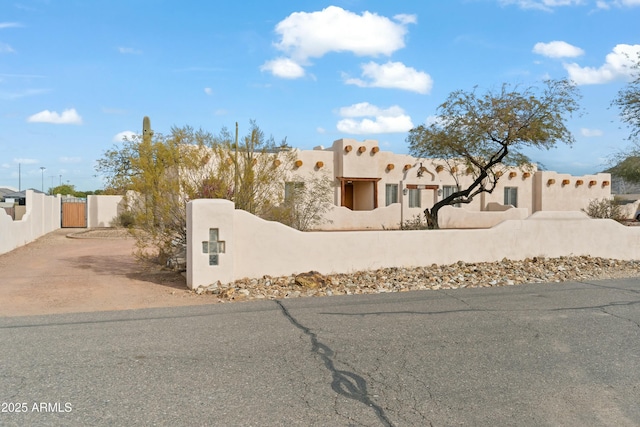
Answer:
343, 183, 354, 210
339, 177, 381, 211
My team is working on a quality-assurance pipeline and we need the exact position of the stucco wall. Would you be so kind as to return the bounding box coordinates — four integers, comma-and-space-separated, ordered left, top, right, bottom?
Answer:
0, 190, 61, 255
186, 199, 640, 288
534, 171, 611, 212
0, 193, 127, 255
438, 205, 529, 229
313, 204, 402, 230
87, 195, 125, 228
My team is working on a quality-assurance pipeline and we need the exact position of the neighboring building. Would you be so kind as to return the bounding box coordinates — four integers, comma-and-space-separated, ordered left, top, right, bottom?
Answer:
2, 189, 44, 206
0, 187, 17, 202
281, 138, 611, 229
0, 189, 45, 221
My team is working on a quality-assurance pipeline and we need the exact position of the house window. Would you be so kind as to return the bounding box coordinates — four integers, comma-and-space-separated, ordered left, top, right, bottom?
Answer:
408, 188, 421, 208
504, 187, 518, 207
442, 185, 460, 207
284, 182, 304, 201
385, 184, 398, 206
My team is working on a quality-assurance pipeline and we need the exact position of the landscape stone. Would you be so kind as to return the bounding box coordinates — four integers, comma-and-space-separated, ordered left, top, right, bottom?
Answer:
193, 256, 640, 303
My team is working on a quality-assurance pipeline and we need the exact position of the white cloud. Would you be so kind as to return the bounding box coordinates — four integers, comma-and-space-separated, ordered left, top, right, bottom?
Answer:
339, 102, 404, 118
113, 131, 136, 142
597, 0, 640, 7
27, 108, 83, 124
13, 158, 38, 164
344, 61, 433, 94
262, 6, 415, 78
118, 47, 142, 54
336, 102, 413, 134
0, 42, 15, 53
564, 44, 640, 84
260, 58, 305, 78
580, 128, 604, 137
393, 14, 417, 25
0, 22, 22, 29
499, 0, 585, 11
59, 156, 82, 163
1, 163, 11, 168
533, 41, 585, 58
316, 127, 326, 134
0, 88, 49, 100
204, 87, 213, 95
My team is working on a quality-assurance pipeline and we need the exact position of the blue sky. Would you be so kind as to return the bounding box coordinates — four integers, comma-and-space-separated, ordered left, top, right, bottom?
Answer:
1, 0, 639, 191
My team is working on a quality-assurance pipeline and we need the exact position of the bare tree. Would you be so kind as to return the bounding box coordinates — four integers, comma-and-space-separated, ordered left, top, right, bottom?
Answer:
610, 56, 640, 183
407, 79, 580, 229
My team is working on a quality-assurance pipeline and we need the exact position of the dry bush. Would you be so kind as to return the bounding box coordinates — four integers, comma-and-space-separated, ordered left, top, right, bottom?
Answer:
582, 198, 626, 222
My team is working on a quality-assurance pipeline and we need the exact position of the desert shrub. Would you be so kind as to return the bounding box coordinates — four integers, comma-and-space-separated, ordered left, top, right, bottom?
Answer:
582, 198, 626, 222
265, 173, 334, 231
400, 214, 430, 230
113, 210, 136, 228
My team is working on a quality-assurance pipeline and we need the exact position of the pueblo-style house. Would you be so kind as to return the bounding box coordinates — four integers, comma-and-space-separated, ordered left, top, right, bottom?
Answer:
283, 138, 611, 230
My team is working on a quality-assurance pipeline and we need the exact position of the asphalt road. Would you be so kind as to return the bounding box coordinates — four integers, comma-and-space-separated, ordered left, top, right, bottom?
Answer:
1, 278, 639, 426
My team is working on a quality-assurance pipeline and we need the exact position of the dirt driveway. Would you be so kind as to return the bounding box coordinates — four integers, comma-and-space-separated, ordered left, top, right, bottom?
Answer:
0, 229, 215, 317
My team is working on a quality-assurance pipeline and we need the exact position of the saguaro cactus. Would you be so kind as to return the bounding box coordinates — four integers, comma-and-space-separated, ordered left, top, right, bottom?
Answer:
142, 116, 153, 143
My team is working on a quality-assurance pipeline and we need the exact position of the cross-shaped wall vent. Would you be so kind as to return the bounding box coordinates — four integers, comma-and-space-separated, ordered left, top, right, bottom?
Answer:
202, 228, 225, 266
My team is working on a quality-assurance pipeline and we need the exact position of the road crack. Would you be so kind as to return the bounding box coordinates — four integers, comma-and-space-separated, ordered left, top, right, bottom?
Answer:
275, 300, 395, 427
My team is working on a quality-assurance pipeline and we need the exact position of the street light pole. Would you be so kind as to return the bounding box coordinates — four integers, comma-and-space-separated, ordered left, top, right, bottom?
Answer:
40, 167, 46, 193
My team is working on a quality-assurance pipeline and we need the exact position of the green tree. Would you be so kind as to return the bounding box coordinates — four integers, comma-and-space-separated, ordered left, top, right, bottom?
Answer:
128, 126, 211, 264
205, 120, 296, 218
49, 184, 79, 196
610, 56, 640, 183
407, 79, 580, 229
96, 120, 297, 266
613, 56, 640, 143
606, 155, 640, 184
48, 184, 94, 197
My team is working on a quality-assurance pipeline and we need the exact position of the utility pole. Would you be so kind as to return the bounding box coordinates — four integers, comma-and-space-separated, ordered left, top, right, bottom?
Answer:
40, 167, 46, 193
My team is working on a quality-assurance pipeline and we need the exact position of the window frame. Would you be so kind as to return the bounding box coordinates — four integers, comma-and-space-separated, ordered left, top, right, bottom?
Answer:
408, 188, 421, 208
442, 185, 461, 207
385, 184, 399, 206
504, 186, 518, 207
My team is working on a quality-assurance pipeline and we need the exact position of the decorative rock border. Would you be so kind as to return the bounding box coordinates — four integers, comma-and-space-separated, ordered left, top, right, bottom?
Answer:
194, 256, 640, 302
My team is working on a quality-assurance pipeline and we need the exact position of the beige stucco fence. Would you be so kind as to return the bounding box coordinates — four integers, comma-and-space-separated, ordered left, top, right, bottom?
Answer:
0, 191, 124, 256
186, 199, 640, 289
86, 195, 125, 228
0, 190, 61, 255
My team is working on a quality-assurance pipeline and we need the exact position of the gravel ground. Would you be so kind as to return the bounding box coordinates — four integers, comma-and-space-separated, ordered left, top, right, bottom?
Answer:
197, 255, 640, 302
